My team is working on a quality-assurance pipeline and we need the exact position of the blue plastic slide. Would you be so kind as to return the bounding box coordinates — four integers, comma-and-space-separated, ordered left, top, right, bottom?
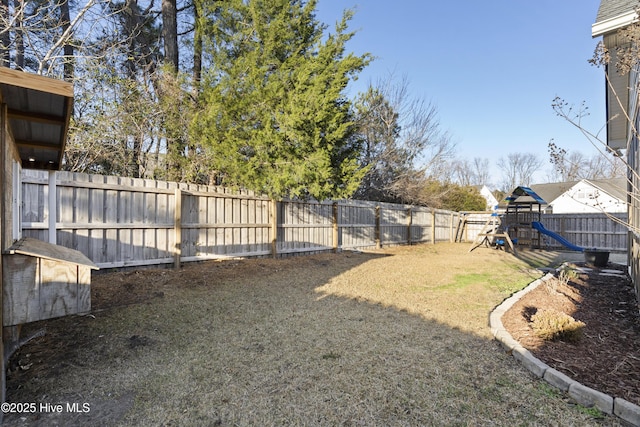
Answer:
531, 221, 584, 252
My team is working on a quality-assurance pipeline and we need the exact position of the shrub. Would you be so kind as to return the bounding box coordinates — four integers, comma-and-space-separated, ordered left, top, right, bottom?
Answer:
530, 309, 585, 342
545, 266, 578, 294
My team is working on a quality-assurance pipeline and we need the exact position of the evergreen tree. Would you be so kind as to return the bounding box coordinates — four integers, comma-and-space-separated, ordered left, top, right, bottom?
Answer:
193, 0, 371, 200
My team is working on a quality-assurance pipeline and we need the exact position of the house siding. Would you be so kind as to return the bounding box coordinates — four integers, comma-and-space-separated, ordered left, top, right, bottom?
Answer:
594, 0, 640, 307
551, 180, 627, 214
629, 75, 640, 302
605, 33, 631, 150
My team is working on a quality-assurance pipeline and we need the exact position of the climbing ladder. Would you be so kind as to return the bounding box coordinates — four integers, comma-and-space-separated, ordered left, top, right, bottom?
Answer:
454, 214, 468, 242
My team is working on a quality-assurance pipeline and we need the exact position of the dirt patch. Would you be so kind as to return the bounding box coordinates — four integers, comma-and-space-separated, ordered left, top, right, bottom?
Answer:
502, 262, 640, 406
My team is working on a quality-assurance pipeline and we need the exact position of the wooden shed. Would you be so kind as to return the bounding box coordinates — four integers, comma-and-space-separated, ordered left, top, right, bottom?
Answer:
0, 68, 90, 403
3, 238, 97, 326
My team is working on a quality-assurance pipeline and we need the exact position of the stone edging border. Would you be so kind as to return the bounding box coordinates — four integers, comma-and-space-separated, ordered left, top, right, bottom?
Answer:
489, 270, 640, 426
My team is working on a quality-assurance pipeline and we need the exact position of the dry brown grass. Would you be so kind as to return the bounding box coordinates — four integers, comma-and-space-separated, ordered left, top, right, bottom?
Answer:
531, 308, 586, 342
4, 243, 623, 426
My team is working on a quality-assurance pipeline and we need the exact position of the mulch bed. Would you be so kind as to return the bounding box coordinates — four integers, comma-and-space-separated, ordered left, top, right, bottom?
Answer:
501, 262, 640, 406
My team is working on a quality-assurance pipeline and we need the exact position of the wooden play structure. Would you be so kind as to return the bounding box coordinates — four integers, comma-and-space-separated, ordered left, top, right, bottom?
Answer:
0, 68, 97, 404
469, 186, 547, 253
455, 211, 494, 243
503, 186, 545, 249
468, 213, 517, 253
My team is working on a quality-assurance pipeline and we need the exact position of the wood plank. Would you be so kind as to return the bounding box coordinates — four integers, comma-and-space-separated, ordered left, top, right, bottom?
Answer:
174, 188, 182, 267
224, 197, 233, 254
0, 67, 73, 98
73, 173, 90, 258
233, 197, 241, 253
89, 174, 105, 263
131, 182, 145, 261
103, 175, 119, 265
77, 266, 91, 313
216, 195, 225, 254
6, 237, 97, 269
40, 259, 79, 319
3, 255, 39, 326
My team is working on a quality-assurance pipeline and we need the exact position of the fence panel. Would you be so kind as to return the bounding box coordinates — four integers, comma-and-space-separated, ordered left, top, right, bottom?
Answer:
540, 213, 627, 252
20, 170, 631, 269
278, 200, 333, 254
379, 202, 410, 246
338, 201, 377, 249
434, 209, 456, 242
410, 207, 434, 244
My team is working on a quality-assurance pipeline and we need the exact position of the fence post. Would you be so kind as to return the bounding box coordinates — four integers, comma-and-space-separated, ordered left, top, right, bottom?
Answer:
407, 207, 412, 245
271, 199, 279, 258
173, 188, 182, 268
449, 212, 455, 243
431, 209, 436, 244
332, 202, 339, 253
375, 205, 381, 249
48, 170, 57, 245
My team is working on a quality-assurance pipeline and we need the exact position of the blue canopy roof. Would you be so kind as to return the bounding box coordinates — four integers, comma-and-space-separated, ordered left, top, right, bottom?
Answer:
505, 186, 546, 204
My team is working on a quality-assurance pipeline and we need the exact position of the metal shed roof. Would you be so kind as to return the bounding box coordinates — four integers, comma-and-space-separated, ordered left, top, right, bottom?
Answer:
0, 68, 73, 170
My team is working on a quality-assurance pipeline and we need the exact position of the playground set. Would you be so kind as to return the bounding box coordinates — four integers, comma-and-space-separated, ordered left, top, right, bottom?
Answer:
468, 186, 589, 255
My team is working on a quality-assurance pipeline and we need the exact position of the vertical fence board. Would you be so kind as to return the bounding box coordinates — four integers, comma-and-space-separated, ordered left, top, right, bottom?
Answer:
88, 174, 104, 263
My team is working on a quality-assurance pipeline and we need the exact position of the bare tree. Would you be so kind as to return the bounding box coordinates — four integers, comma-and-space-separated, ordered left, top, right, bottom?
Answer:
0, 0, 8, 66
552, 20, 640, 232
548, 141, 585, 181
353, 74, 455, 203
451, 157, 491, 187
548, 140, 625, 182
496, 152, 543, 192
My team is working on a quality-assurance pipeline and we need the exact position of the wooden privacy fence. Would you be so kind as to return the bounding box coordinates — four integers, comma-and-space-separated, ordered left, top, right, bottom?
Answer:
20, 170, 460, 269
539, 213, 628, 252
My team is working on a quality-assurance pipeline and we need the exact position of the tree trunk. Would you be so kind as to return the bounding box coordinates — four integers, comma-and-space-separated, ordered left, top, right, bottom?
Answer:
60, 0, 73, 80
192, 0, 202, 90
0, 0, 9, 67
13, 0, 24, 70
162, 0, 178, 72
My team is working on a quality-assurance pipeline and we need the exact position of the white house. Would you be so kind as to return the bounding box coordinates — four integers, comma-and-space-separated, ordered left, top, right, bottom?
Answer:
476, 185, 499, 211
530, 178, 626, 214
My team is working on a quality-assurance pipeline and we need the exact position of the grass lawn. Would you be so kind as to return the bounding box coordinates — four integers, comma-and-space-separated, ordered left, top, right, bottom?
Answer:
4, 243, 622, 426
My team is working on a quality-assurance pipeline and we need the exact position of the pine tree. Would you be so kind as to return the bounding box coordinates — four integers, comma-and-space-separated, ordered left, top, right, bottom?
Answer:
193, 0, 371, 200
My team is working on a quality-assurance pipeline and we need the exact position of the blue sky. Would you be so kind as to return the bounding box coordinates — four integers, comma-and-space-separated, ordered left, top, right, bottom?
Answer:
315, 0, 605, 185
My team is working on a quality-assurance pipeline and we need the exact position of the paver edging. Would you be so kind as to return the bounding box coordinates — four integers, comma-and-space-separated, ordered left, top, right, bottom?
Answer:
490, 266, 640, 426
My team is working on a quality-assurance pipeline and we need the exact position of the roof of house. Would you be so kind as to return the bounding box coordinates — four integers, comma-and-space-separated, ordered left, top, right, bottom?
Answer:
531, 178, 626, 205
593, 0, 639, 36
588, 177, 627, 200
596, 0, 636, 22
530, 181, 578, 206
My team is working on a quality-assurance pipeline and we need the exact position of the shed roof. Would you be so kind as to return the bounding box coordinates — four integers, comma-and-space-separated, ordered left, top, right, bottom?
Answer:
0, 68, 73, 170
5, 237, 97, 269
